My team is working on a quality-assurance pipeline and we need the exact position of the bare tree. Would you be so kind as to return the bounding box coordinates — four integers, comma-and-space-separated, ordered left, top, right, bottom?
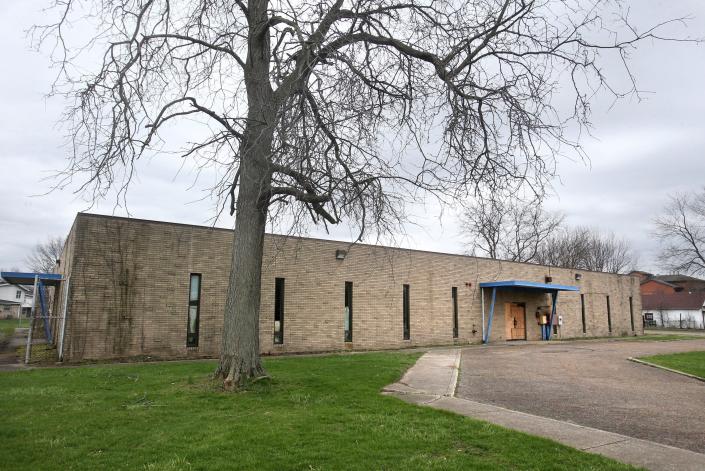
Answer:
462, 192, 563, 262
535, 226, 635, 273
36, 0, 681, 387
25, 237, 65, 274
654, 189, 705, 276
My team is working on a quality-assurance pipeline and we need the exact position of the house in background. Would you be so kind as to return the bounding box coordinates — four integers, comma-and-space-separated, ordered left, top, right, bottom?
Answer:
642, 291, 705, 329
630, 271, 705, 329
0, 281, 34, 319
650, 274, 705, 293
640, 278, 681, 295
630, 271, 705, 294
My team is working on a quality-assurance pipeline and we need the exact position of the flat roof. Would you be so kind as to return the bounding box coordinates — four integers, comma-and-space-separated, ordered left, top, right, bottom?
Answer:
0, 272, 63, 287
479, 280, 579, 291
73, 212, 638, 278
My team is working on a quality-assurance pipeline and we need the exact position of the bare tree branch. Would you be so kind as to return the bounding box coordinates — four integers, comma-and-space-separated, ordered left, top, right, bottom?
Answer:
655, 189, 705, 275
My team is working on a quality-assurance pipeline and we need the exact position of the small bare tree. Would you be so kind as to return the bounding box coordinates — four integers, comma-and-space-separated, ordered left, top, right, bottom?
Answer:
655, 189, 705, 276
35, 0, 683, 387
535, 226, 635, 273
25, 237, 65, 274
462, 192, 563, 262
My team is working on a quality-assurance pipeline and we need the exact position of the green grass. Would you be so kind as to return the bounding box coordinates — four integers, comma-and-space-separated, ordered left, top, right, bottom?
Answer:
639, 350, 705, 379
0, 318, 28, 338
0, 353, 638, 471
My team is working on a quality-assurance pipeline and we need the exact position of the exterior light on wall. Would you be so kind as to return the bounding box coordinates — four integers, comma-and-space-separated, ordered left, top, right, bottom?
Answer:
545, 276, 553, 283
575, 273, 583, 281
335, 249, 347, 260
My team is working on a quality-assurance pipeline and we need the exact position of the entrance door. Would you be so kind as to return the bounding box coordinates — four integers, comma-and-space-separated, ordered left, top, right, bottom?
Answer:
504, 303, 527, 340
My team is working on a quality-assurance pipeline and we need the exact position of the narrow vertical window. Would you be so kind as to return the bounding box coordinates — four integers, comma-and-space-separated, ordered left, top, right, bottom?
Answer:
452, 287, 459, 338
580, 294, 586, 334
606, 295, 612, 333
274, 278, 285, 344
403, 284, 410, 340
629, 296, 635, 332
344, 281, 353, 342
187, 274, 201, 347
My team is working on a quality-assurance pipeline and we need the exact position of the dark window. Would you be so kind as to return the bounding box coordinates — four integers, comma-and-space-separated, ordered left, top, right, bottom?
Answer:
452, 287, 459, 338
606, 295, 612, 333
15, 290, 21, 299
580, 294, 586, 334
344, 282, 353, 342
403, 284, 410, 340
274, 278, 285, 344
187, 274, 201, 347
629, 296, 635, 331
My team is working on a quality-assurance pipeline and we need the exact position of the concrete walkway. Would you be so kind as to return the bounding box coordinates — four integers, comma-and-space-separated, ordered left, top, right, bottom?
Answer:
383, 348, 705, 471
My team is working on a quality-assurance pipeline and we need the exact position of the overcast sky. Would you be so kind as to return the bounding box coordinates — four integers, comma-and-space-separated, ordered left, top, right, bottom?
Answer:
1, 0, 704, 273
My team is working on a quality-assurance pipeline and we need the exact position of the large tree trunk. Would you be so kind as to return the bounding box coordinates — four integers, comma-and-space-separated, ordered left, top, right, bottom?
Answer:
215, 154, 271, 388
215, 118, 275, 388
215, 0, 275, 389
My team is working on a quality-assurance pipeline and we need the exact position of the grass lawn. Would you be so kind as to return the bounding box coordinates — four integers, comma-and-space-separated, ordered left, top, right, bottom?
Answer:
0, 353, 638, 471
0, 317, 28, 338
639, 350, 705, 380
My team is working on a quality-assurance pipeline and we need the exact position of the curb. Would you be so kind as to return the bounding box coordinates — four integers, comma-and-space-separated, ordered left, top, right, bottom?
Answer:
628, 357, 705, 383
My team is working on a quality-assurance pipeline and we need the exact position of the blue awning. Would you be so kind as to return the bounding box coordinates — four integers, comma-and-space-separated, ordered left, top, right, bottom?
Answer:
479, 280, 579, 291
480, 280, 578, 344
0, 272, 63, 287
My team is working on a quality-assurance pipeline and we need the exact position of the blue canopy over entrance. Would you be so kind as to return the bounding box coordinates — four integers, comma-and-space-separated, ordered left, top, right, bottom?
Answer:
0, 272, 63, 287
479, 280, 579, 343
1, 271, 64, 348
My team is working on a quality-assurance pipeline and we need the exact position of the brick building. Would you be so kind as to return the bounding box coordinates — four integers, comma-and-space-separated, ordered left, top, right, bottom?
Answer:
50, 213, 642, 362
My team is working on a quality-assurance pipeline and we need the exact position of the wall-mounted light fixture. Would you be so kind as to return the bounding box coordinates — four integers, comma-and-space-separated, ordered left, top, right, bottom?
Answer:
545, 276, 553, 283
575, 273, 583, 281
335, 249, 347, 260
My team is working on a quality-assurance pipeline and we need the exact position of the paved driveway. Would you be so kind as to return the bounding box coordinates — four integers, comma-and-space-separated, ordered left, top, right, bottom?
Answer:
457, 339, 705, 453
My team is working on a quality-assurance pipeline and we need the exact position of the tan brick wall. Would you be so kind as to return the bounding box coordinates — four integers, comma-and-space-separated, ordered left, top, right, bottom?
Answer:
60, 214, 643, 361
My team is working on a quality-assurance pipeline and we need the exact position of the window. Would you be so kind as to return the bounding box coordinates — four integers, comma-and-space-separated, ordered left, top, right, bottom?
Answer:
629, 296, 635, 332
187, 274, 201, 347
344, 282, 353, 342
274, 278, 285, 344
15, 290, 21, 299
606, 295, 612, 333
580, 294, 586, 334
452, 287, 459, 338
403, 284, 410, 340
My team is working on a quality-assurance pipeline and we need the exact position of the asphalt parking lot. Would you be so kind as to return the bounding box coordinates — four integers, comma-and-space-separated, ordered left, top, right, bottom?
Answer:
457, 338, 705, 453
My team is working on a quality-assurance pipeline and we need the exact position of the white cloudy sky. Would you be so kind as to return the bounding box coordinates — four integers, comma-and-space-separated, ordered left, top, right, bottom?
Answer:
1, 0, 704, 272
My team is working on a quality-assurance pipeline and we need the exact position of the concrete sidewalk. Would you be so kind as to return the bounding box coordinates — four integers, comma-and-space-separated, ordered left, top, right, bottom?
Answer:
383, 348, 705, 471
